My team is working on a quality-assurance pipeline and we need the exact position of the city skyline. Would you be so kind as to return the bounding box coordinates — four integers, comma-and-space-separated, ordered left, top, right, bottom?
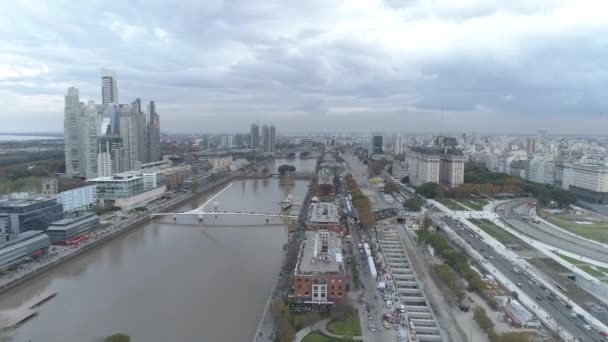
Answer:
2, 1, 608, 133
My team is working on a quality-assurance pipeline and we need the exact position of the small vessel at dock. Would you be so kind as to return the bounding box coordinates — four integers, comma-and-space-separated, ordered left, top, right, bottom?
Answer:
280, 194, 293, 210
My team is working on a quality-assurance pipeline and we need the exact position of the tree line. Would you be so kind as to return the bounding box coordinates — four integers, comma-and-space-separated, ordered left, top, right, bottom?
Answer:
417, 231, 484, 293
412, 162, 577, 208
345, 174, 375, 226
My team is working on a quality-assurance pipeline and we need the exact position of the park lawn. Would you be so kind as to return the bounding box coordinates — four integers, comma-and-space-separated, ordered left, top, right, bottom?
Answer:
466, 199, 489, 211
457, 200, 483, 211
469, 219, 521, 245
327, 311, 362, 336
439, 199, 469, 211
542, 212, 608, 243
302, 332, 342, 342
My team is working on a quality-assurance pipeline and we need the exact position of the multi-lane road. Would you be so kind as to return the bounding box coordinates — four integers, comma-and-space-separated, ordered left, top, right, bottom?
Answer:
440, 216, 605, 342
496, 200, 608, 263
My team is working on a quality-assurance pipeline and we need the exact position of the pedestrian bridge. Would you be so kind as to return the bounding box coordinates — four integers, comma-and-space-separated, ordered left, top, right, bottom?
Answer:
151, 209, 298, 219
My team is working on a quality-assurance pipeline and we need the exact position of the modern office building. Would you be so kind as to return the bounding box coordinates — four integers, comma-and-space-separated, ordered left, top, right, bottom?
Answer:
270, 125, 276, 151
56, 185, 97, 213
369, 132, 384, 157
87, 172, 144, 200
64, 87, 83, 177
0, 231, 50, 271
262, 125, 271, 152
87, 171, 165, 208
293, 230, 347, 304
97, 135, 126, 177
146, 101, 161, 163
101, 68, 118, 105
133, 99, 148, 164
82, 101, 102, 178
119, 104, 141, 170
0, 195, 63, 239
306, 202, 345, 236
142, 171, 166, 191
250, 123, 260, 149
46, 213, 100, 244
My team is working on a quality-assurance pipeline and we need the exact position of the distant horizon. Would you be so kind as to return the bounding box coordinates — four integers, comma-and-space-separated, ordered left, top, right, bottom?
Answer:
3, 131, 608, 138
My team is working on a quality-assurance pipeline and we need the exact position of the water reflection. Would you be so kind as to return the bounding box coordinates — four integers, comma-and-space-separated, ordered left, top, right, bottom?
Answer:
0, 174, 314, 342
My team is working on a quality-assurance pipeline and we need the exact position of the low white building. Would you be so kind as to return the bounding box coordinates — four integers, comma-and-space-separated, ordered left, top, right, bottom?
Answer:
56, 185, 97, 213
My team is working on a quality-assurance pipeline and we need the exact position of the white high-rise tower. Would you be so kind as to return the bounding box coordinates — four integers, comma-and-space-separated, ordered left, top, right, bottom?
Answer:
101, 68, 118, 105
64, 87, 84, 176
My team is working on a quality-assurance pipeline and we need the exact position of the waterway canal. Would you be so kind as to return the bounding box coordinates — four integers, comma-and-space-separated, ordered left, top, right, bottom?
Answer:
0, 158, 316, 341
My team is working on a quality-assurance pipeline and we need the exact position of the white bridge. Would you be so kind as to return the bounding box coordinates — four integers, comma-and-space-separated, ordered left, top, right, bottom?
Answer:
152, 209, 298, 219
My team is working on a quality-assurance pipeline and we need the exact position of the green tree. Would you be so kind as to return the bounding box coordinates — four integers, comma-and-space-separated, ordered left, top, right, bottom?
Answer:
277, 316, 296, 342
416, 182, 442, 198
277, 164, 296, 175
421, 213, 432, 231
403, 197, 423, 211
383, 182, 398, 194
105, 334, 130, 342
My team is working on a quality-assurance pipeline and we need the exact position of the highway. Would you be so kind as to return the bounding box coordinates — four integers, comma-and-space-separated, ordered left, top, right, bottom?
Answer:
440, 216, 604, 341
496, 200, 608, 263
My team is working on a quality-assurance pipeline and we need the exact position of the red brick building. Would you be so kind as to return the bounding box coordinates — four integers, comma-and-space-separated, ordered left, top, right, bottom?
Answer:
314, 168, 336, 196
306, 202, 345, 236
293, 231, 347, 303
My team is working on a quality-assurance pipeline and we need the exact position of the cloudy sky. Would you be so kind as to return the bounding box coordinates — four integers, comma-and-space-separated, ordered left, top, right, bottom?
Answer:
1, 0, 608, 134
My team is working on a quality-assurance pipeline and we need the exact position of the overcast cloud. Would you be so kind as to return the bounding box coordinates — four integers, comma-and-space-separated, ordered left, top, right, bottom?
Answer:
1, 0, 608, 134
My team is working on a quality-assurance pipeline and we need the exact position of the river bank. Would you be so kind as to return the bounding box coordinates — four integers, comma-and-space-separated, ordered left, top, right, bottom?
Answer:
252, 168, 316, 341
0, 175, 236, 297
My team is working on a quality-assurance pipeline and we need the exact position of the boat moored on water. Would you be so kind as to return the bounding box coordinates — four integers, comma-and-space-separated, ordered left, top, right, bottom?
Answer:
280, 194, 293, 210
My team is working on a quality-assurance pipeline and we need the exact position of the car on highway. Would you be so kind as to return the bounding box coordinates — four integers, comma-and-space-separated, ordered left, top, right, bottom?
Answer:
583, 324, 592, 331
517, 282, 522, 287
570, 312, 577, 319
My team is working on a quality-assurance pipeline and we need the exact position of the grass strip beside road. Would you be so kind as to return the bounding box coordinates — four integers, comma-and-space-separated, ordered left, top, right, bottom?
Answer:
468, 219, 521, 245
554, 252, 608, 279
327, 311, 362, 336
579, 265, 607, 278
541, 211, 608, 243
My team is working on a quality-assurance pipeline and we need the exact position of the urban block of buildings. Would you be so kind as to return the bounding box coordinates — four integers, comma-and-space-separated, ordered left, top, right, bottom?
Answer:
64, 69, 161, 179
